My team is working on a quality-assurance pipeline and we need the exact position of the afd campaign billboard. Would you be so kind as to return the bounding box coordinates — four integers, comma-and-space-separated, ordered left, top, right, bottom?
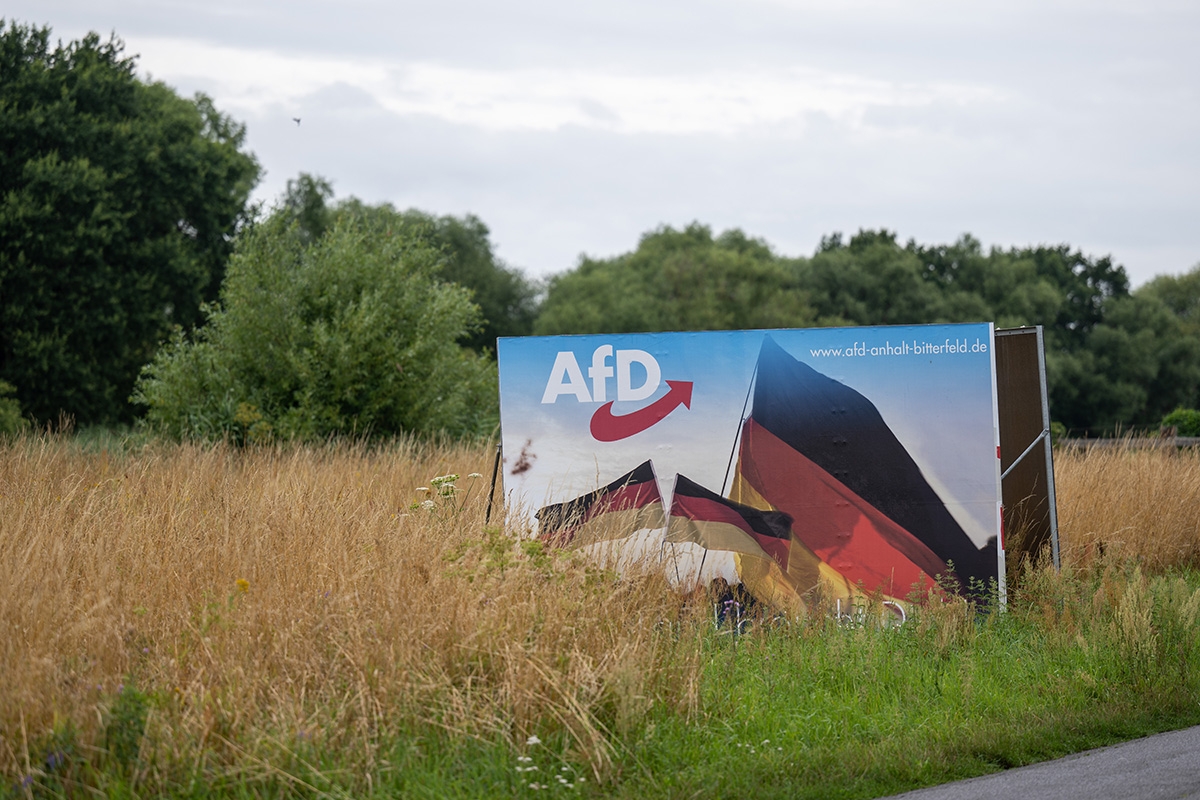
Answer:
497, 323, 1004, 609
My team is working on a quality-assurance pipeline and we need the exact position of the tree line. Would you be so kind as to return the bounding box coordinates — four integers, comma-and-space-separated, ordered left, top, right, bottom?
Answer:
535, 225, 1200, 434
3, 21, 1199, 440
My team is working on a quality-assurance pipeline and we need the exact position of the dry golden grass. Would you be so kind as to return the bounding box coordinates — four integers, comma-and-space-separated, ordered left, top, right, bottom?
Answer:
1054, 444, 1200, 571
0, 436, 698, 786
2, 436, 1198, 792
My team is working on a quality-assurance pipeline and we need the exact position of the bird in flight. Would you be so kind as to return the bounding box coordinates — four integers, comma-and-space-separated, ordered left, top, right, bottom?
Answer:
293, 117, 301, 126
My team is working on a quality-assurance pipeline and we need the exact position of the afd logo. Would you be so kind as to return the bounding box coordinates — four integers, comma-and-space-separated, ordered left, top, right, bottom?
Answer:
540, 345, 693, 442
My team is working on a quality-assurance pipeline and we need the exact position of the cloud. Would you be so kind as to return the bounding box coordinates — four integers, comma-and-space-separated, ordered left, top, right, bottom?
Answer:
120, 34, 1008, 139
9, 0, 1199, 285
237, 88, 1197, 285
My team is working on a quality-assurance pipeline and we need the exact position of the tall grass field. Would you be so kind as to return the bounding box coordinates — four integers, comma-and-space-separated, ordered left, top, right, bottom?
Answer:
2, 437, 1199, 798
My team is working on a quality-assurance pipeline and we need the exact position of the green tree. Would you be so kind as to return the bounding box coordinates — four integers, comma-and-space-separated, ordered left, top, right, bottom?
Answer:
276, 178, 539, 353
133, 212, 496, 442
392, 210, 539, 352
908, 235, 1065, 328
799, 230, 949, 326
278, 172, 334, 244
1047, 294, 1200, 431
909, 236, 1162, 433
535, 223, 814, 334
1139, 263, 1200, 336
0, 21, 260, 425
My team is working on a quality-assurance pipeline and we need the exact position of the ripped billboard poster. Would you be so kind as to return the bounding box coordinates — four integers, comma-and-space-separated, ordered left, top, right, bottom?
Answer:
497, 324, 1004, 607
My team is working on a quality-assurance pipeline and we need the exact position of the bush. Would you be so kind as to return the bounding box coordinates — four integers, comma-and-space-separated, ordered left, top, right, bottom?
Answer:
1161, 407, 1200, 437
133, 213, 497, 442
0, 380, 28, 435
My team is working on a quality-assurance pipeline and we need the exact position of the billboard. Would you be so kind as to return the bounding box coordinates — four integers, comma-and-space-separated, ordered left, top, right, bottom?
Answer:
497, 323, 1004, 608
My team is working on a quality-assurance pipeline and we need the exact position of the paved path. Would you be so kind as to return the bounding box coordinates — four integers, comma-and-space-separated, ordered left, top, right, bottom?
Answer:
876, 725, 1200, 800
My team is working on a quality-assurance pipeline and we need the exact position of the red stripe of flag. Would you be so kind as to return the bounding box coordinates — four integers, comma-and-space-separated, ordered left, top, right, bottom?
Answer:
737, 418, 945, 595
669, 474, 792, 571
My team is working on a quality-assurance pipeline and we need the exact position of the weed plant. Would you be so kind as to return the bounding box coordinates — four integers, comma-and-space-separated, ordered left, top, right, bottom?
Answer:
1, 436, 1198, 798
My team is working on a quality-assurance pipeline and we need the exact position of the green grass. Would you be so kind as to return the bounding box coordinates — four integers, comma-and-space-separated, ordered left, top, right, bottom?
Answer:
615, 607, 1199, 799
6, 437, 1200, 799
12, 567, 1199, 800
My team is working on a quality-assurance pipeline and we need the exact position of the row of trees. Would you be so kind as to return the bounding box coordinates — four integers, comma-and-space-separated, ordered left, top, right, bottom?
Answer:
3, 21, 1198, 440
536, 225, 1200, 433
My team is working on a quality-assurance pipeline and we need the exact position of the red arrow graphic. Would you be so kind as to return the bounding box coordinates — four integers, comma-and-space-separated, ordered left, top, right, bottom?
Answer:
589, 380, 693, 442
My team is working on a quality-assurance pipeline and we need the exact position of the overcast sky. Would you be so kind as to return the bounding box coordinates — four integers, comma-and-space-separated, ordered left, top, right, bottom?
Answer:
16, 1, 1200, 286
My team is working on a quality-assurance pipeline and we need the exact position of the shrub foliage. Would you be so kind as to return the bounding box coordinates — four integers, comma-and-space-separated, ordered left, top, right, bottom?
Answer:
1161, 408, 1200, 437
133, 212, 497, 441
0, 380, 27, 435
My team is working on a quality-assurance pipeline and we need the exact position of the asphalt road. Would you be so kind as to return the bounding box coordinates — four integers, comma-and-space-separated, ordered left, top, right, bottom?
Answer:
876, 725, 1200, 800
